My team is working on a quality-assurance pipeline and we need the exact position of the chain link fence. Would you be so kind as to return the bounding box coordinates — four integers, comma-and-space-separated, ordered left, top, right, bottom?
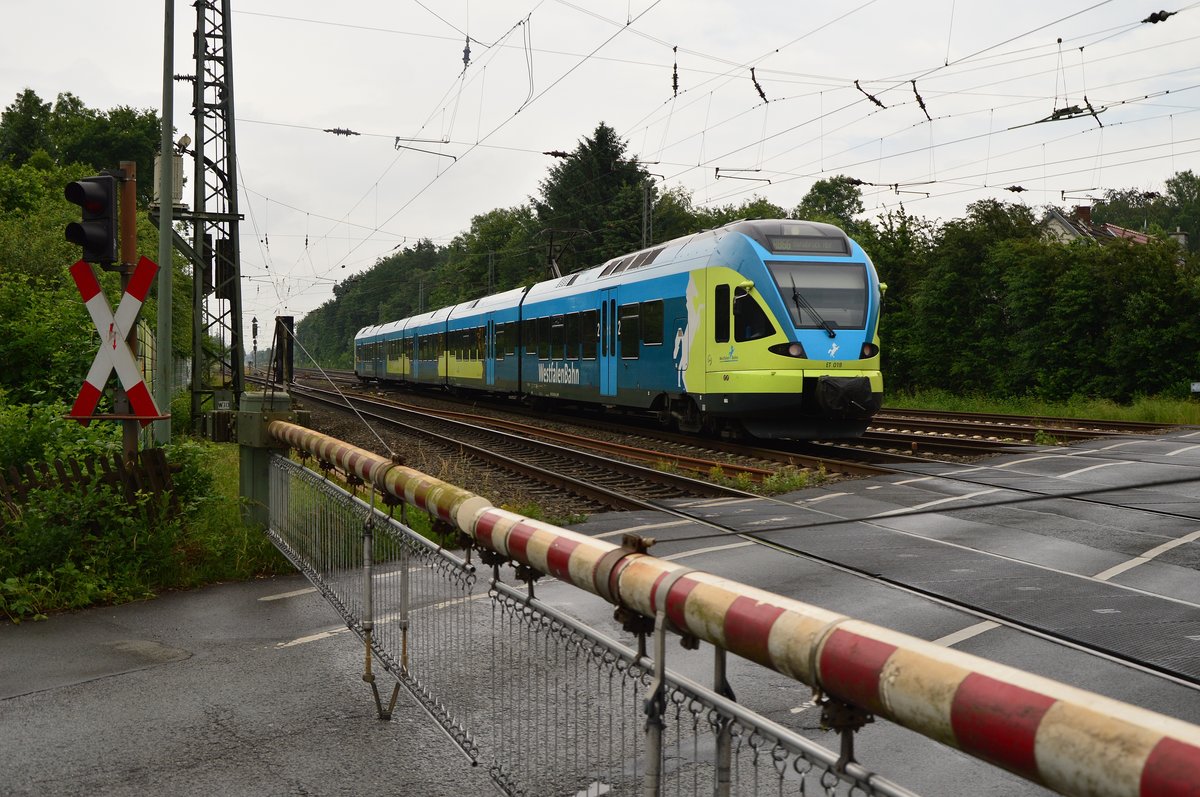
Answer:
268, 456, 914, 796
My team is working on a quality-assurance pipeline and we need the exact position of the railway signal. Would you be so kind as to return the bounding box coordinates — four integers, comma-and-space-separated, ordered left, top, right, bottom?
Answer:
64, 174, 118, 265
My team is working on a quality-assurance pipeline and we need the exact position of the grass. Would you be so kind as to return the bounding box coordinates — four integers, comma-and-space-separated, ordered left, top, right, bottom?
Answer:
885, 389, 1200, 425
0, 439, 289, 623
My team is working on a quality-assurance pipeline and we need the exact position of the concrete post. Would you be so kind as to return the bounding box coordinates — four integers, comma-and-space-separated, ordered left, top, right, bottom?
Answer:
237, 391, 292, 527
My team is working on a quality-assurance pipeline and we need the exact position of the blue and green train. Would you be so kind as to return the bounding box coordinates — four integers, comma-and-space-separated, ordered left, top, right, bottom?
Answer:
354, 219, 882, 439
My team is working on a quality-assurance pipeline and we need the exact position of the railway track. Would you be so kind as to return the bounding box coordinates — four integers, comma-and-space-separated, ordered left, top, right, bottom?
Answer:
875, 407, 1175, 438
283, 371, 1181, 462
291, 384, 767, 513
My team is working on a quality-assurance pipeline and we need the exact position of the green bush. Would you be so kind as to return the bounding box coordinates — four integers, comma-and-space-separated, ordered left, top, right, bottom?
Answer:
0, 436, 287, 623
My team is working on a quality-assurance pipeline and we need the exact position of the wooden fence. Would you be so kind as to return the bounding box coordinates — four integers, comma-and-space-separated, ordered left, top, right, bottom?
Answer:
0, 448, 176, 509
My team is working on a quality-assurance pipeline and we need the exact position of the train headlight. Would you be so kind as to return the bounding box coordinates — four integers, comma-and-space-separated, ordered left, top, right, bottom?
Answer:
768, 342, 807, 358
860, 342, 879, 358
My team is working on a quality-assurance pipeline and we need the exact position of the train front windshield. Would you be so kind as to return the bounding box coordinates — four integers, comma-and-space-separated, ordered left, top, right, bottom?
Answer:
766, 261, 868, 331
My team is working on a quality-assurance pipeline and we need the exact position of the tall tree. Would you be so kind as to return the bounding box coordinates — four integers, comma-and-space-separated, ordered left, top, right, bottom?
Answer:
791, 175, 865, 232
0, 89, 52, 167
534, 122, 652, 270
0, 90, 160, 203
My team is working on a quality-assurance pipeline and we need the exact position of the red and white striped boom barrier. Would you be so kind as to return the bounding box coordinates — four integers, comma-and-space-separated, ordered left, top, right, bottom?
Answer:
267, 420, 1200, 797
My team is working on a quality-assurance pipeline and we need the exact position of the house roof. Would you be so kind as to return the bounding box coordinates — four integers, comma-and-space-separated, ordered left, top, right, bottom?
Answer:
1042, 207, 1151, 245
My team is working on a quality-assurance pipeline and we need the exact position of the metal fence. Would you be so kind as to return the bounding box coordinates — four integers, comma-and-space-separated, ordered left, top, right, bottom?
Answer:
267, 455, 914, 797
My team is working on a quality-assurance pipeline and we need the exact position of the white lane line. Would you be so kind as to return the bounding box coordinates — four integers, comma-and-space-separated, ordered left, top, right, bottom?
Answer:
796, 492, 847, 505
1095, 440, 1141, 452
894, 476, 933, 485
934, 620, 1000, 647
681, 497, 762, 509
1093, 529, 1200, 581
259, 587, 317, 602
1057, 461, 1128, 479
995, 455, 1069, 468
663, 541, 754, 561
276, 627, 351, 648
1166, 444, 1200, 458
789, 698, 819, 715
593, 520, 691, 540
277, 595, 493, 648
868, 488, 1000, 518
1180, 430, 1200, 439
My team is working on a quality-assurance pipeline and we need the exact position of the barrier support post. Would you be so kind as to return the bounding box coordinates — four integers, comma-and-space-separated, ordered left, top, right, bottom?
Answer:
237, 391, 292, 526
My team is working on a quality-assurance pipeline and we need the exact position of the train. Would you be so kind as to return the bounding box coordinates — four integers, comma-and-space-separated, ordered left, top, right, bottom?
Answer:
354, 219, 883, 439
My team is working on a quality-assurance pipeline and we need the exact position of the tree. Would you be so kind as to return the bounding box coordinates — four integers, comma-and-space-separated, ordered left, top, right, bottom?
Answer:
0, 89, 52, 167
1164, 170, 1200, 253
534, 122, 653, 270
695, 196, 788, 229
0, 90, 161, 204
792, 175, 865, 232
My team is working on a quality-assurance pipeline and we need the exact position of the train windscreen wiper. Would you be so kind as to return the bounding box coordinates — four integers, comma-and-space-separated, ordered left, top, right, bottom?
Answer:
790, 276, 836, 338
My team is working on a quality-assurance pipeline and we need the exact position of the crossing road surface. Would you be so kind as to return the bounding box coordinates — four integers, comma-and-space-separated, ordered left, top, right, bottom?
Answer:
0, 576, 497, 797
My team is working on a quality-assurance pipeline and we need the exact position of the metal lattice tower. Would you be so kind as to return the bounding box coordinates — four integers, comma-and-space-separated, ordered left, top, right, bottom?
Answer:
180, 0, 245, 426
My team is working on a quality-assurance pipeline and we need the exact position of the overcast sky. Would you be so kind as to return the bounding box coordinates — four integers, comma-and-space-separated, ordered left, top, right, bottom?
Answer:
4, 1, 1198, 337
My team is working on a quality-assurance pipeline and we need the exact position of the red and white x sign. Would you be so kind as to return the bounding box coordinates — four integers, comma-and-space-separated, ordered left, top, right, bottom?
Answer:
70, 256, 162, 427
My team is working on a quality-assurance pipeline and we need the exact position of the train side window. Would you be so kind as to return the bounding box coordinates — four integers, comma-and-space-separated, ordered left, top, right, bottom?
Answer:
734, 288, 775, 342
715, 284, 730, 343
601, 303, 608, 357
619, 303, 640, 359
550, 315, 565, 359
495, 323, 505, 361
582, 310, 598, 359
505, 322, 517, 356
565, 313, 581, 359
641, 300, 663, 345
523, 318, 537, 357
538, 316, 551, 360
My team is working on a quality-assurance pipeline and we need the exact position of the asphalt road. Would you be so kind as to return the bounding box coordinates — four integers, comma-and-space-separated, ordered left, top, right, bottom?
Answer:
0, 576, 498, 797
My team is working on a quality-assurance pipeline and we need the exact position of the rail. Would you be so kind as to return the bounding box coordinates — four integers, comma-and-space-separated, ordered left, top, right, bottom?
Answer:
265, 419, 1200, 796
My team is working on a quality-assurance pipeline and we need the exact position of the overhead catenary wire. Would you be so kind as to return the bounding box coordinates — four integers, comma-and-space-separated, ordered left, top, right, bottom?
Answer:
232, 1, 1200, 330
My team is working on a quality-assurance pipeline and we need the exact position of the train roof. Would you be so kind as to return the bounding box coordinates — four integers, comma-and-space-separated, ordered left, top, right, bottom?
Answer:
523, 218, 855, 304
446, 285, 529, 321
356, 219, 858, 336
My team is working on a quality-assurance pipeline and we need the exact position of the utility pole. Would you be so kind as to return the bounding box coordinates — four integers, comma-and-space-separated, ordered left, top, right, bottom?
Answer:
118, 161, 140, 461
154, 0, 174, 445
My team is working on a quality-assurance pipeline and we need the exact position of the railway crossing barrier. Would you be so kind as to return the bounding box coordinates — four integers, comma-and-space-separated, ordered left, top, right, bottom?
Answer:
257, 416, 1200, 796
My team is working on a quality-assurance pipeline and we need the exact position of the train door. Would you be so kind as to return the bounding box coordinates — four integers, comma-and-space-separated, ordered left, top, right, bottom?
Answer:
485, 319, 496, 387
599, 289, 618, 397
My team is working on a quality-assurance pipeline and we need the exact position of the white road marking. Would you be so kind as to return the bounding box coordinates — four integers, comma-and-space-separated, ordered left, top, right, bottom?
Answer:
1057, 461, 1128, 479
663, 541, 754, 561
866, 485, 883, 490
259, 587, 317, 601
1180, 430, 1200, 439
276, 628, 350, 648
795, 492, 847, 505
995, 455, 1069, 468
687, 497, 762, 508
593, 520, 691, 540
933, 620, 999, 647
1092, 529, 1200, 581
1095, 440, 1140, 452
893, 477, 932, 485
789, 698, 819, 715
1166, 444, 1200, 458
868, 488, 1000, 518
